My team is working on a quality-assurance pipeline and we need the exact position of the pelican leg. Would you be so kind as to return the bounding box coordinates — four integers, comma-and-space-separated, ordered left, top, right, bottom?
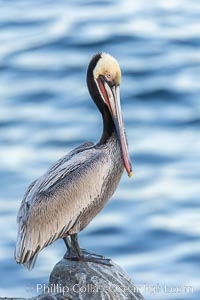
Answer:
71, 233, 82, 257
63, 236, 77, 258
63, 236, 72, 252
68, 234, 112, 266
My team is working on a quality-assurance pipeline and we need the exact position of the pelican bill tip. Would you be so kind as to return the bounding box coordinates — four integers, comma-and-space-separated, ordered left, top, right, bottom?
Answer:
128, 171, 133, 177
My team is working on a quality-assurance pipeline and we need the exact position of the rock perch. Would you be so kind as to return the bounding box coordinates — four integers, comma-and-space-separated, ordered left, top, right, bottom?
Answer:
0, 257, 145, 300
42, 258, 145, 300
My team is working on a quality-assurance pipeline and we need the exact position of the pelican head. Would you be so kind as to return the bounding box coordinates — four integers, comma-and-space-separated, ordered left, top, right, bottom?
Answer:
87, 52, 132, 177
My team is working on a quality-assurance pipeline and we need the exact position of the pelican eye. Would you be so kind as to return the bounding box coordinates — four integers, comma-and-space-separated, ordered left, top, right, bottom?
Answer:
105, 72, 112, 81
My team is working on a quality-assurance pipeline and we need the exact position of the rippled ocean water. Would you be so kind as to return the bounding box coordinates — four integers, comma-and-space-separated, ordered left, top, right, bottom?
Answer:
0, 0, 200, 299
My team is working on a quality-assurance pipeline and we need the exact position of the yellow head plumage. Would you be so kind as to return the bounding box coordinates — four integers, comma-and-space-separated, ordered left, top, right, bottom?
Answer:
93, 53, 121, 85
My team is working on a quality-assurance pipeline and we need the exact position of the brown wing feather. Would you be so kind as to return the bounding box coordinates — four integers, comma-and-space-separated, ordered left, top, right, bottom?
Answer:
15, 144, 110, 269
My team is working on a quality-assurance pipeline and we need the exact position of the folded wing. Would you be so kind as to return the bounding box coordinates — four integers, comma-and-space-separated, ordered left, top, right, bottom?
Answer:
15, 142, 110, 269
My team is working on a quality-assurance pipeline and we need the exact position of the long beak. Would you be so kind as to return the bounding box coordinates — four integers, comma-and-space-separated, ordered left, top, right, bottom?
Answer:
96, 78, 133, 177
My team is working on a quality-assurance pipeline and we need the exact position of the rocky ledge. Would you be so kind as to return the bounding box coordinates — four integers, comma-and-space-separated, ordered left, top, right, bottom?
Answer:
1, 257, 145, 300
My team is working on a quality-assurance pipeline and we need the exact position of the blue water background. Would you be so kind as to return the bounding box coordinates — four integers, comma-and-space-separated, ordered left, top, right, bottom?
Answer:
0, 0, 200, 299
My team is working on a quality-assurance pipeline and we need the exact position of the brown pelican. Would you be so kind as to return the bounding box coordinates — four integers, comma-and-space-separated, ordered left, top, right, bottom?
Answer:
15, 53, 132, 270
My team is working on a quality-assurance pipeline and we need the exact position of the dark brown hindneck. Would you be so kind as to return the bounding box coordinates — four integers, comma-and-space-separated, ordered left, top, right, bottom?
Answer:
86, 54, 115, 145
99, 108, 115, 144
